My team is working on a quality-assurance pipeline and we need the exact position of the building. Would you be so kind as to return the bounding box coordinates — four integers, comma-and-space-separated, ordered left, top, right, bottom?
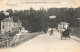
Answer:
1, 17, 22, 34
58, 22, 69, 31
49, 15, 56, 19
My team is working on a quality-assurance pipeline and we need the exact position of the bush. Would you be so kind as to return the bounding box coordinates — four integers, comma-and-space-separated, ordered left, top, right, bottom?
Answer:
71, 27, 80, 38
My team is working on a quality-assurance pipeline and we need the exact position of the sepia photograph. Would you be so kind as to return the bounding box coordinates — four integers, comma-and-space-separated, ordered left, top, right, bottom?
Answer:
0, 0, 80, 52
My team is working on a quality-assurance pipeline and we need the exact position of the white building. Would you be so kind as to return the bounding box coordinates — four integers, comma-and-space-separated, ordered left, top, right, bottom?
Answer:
49, 15, 56, 19
1, 17, 22, 34
58, 22, 69, 31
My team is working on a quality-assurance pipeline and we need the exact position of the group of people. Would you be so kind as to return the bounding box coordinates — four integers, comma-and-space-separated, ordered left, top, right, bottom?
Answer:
49, 27, 70, 39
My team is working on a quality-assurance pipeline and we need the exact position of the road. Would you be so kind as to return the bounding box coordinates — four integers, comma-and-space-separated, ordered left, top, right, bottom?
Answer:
0, 31, 80, 52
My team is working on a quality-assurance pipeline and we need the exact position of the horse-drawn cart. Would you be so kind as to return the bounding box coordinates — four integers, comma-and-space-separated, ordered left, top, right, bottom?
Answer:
61, 29, 70, 40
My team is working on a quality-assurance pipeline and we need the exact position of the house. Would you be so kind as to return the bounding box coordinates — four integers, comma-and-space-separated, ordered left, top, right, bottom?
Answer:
1, 17, 22, 34
49, 15, 56, 19
58, 22, 69, 31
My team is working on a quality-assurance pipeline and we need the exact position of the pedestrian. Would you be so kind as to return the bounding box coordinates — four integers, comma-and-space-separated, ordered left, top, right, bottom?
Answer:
44, 28, 48, 34
50, 29, 53, 35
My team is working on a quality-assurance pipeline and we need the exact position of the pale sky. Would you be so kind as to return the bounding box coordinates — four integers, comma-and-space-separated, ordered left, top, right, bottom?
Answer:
0, 0, 80, 11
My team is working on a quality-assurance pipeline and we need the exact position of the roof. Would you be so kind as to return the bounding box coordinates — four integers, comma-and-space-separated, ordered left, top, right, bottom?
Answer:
58, 22, 69, 25
1, 17, 22, 23
1, 17, 13, 22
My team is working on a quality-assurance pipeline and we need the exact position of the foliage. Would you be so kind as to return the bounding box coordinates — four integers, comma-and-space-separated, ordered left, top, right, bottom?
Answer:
0, 7, 80, 32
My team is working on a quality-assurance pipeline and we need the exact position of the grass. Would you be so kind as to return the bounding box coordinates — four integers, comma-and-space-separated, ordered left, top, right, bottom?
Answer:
10, 32, 43, 47
0, 32, 43, 48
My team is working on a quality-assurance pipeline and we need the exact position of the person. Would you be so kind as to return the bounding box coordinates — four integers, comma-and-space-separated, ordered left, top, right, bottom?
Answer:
50, 29, 53, 35
44, 28, 47, 34
66, 27, 70, 36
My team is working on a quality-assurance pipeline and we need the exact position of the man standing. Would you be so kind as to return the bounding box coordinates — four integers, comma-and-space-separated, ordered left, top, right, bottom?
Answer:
50, 28, 53, 35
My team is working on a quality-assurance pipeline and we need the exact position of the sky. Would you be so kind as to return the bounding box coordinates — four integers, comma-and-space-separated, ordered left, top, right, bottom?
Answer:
0, 0, 80, 11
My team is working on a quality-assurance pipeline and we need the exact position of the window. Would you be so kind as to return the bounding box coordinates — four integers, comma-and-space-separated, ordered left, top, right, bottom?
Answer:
3, 26, 5, 29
